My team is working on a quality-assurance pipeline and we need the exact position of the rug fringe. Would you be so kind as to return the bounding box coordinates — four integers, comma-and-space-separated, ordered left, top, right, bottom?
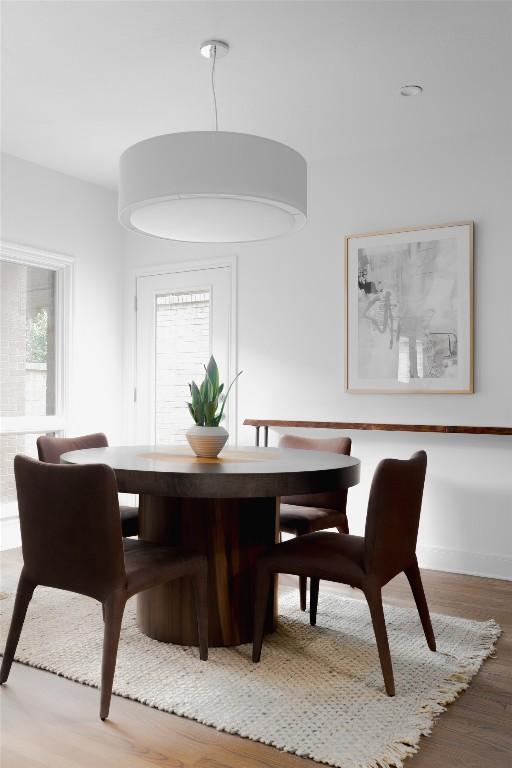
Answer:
272, 618, 503, 768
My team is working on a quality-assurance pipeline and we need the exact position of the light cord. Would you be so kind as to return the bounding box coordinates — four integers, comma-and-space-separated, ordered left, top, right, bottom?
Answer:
211, 45, 218, 131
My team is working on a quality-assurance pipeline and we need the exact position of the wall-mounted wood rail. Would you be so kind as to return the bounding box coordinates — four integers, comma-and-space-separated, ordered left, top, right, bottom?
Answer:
243, 419, 512, 447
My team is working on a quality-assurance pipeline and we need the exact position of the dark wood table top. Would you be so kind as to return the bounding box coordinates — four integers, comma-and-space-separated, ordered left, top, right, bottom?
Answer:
61, 445, 361, 499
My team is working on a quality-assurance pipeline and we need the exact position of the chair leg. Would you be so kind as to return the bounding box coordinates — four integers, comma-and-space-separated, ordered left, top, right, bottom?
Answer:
365, 584, 395, 696
292, 531, 307, 610
404, 559, 436, 652
100, 593, 125, 721
252, 564, 272, 663
299, 575, 307, 611
310, 577, 319, 626
0, 573, 35, 684
191, 566, 208, 661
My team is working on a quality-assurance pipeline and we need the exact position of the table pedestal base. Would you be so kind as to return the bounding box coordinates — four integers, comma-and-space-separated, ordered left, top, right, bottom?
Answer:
136, 495, 279, 647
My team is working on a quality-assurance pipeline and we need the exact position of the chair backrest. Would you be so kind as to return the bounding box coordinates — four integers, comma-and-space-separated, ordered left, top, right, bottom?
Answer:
14, 455, 126, 602
279, 434, 352, 511
37, 432, 108, 464
364, 451, 427, 583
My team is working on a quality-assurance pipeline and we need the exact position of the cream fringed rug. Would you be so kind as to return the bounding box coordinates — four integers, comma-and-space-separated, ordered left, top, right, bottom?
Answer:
0, 585, 499, 768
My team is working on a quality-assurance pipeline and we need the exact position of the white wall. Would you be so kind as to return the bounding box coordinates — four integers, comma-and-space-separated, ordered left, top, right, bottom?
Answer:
1, 153, 125, 440
1, 153, 125, 547
123, 132, 512, 580
3, 138, 509, 578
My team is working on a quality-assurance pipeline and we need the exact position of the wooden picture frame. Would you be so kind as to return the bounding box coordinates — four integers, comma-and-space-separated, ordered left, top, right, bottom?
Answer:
345, 221, 474, 394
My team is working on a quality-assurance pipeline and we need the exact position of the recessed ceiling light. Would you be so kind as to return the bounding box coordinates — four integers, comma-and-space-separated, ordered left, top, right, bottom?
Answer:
400, 84, 423, 97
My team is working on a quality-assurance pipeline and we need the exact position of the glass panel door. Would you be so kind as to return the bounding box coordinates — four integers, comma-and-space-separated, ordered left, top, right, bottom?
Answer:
135, 266, 234, 445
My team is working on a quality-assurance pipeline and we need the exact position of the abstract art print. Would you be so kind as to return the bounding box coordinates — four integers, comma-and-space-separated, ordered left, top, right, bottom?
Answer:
345, 222, 473, 393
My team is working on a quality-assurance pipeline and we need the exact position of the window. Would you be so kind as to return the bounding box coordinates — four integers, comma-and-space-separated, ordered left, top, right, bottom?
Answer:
0, 242, 72, 549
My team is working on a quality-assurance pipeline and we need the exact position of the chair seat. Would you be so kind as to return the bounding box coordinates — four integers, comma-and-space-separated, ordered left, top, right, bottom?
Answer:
280, 504, 348, 535
123, 540, 205, 598
120, 505, 139, 537
262, 531, 366, 588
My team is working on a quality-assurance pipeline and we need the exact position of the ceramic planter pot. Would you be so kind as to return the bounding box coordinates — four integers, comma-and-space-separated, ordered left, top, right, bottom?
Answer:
186, 425, 228, 458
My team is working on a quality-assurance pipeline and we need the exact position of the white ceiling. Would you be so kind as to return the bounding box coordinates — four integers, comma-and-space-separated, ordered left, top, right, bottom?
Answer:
2, 1, 511, 190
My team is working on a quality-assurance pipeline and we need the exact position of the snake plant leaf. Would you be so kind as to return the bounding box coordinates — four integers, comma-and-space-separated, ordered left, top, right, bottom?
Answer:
195, 401, 205, 426
206, 374, 214, 402
205, 399, 218, 426
190, 381, 201, 408
206, 356, 219, 393
216, 370, 243, 424
187, 359, 243, 428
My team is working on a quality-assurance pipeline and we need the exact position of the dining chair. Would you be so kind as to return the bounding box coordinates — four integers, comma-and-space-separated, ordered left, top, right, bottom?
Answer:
37, 433, 139, 538
0, 455, 208, 720
253, 450, 435, 696
279, 434, 352, 610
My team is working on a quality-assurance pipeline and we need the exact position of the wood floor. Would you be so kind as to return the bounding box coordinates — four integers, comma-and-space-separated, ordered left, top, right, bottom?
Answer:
1, 547, 510, 768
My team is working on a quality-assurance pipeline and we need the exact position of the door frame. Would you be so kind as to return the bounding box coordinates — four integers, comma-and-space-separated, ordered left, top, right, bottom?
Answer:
125, 255, 238, 446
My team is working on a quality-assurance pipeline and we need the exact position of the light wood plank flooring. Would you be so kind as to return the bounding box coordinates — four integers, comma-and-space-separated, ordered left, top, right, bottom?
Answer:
1, 547, 510, 768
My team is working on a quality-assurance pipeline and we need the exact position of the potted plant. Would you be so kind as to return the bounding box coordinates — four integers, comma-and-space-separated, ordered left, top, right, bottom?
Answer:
186, 356, 242, 458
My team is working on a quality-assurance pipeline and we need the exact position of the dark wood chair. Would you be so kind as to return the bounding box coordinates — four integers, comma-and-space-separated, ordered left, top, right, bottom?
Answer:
279, 434, 352, 610
37, 433, 139, 538
0, 455, 208, 720
253, 450, 435, 696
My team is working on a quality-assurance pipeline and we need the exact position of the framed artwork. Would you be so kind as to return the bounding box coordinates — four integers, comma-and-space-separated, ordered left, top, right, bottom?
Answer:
345, 221, 473, 393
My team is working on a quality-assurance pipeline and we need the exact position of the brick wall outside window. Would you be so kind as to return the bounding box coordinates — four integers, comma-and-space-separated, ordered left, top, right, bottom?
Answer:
155, 292, 210, 445
0, 262, 54, 503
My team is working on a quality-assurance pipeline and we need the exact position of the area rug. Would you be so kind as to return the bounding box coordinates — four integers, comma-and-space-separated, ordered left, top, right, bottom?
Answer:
0, 584, 500, 768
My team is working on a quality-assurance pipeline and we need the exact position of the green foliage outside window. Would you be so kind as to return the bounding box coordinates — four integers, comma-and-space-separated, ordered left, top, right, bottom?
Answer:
26, 308, 48, 364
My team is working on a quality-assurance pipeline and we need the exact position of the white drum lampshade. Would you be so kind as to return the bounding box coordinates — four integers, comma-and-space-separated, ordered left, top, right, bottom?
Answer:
118, 131, 307, 243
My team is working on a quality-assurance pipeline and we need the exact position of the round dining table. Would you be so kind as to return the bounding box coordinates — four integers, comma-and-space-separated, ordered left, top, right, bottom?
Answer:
61, 445, 360, 647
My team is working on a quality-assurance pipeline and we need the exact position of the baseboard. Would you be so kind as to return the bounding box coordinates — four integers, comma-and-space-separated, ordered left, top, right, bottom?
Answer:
417, 544, 512, 581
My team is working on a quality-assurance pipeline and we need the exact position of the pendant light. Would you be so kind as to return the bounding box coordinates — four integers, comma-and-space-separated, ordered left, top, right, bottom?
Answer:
118, 40, 307, 243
